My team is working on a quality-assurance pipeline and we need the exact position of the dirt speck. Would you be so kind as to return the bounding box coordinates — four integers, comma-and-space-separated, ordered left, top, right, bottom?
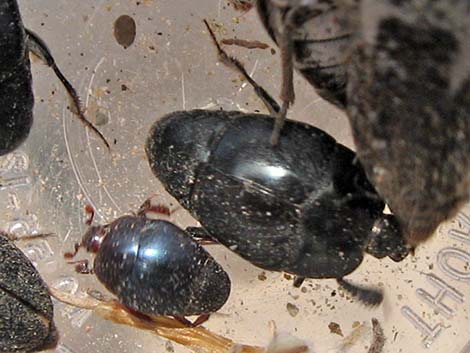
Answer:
258, 272, 267, 281
165, 340, 174, 352
368, 318, 385, 353
114, 15, 136, 49
286, 303, 299, 317
328, 322, 343, 337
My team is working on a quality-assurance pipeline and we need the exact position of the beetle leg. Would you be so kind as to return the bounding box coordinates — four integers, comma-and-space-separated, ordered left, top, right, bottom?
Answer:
336, 278, 383, 307
293, 276, 305, 288
271, 9, 297, 146
2, 232, 55, 242
185, 227, 218, 245
137, 198, 172, 217
24, 29, 110, 150
84, 204, 95, 225
204, 19, 281, 116
64, 242, 81, 259
68, 259, 94, 274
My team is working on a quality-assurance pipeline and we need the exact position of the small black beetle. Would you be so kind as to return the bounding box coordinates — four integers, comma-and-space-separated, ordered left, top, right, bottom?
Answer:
146, 109, 409, 305
65, 207, 231, 325
0, 0, 108, 156
0, 232, 57, 352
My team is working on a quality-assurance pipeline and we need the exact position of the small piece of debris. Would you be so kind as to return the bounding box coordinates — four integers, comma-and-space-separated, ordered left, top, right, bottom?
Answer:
228, 0, 255, 12
221, 38, 269, 50
286, 303, 299, 317
368, 318, 385, 353
165, 340, 174, 352
258, 272, 267, 281
114, 15, 137, 49
328, 322, 343, 337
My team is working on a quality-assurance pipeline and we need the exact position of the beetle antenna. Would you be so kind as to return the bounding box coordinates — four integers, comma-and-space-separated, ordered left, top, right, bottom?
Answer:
336, 278, 383, 306
25, 29, 110, 150
203, 20, 281, 116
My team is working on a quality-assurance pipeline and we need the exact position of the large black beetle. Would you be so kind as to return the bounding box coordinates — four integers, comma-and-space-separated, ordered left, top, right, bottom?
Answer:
0, 232, 57, 352
146, 109, 409, 305
0, 0, 108, 156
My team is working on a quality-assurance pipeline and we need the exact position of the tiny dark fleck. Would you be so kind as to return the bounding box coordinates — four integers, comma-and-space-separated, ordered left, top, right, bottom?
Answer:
121, 84, 128, 91
328, 322, 343, 336
286, 302, 299, 317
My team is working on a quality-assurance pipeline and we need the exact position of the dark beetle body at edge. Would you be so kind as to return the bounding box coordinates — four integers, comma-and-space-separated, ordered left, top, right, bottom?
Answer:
80, 215, 231, 317
0, 233, 57, 353
146, 110, 409, 297
0, 0, 109, 156
256, 0, 355, 109
0, 0, 34, 155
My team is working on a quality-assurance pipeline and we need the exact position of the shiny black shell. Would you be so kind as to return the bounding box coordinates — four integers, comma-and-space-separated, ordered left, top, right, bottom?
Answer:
0, 233, 57, 352
146, 110, 387, 279
0, 0, 34, 156
93, 216, 231, 316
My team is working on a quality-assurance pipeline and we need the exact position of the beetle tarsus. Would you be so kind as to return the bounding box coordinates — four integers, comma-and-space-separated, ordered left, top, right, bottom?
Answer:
24, 29, 110, 150
336, 278, 383, 306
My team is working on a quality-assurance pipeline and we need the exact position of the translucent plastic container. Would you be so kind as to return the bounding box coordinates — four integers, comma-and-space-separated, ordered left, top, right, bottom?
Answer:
1, 1, 469, 352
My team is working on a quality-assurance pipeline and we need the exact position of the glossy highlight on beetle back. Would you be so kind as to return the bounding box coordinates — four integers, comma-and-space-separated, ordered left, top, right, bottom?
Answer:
92, 215, 231, 317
